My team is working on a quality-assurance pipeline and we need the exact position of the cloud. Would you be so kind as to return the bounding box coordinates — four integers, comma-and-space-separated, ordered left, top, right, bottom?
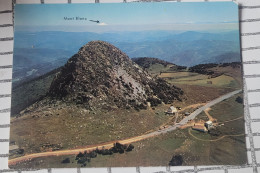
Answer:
98, 22, 108, 26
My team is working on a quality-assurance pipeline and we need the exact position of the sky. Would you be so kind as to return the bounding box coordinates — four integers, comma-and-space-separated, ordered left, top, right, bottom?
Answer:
14, 2, 239, 32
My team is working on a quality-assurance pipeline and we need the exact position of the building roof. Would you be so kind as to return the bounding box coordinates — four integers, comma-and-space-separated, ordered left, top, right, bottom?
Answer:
9, 145, 19, 151
192, 125, 207, 132
167, 106, 177, 113
205, 121, 213, 124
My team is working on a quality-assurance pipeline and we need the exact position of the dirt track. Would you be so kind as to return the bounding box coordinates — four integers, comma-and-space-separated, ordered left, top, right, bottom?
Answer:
8, 134, 153, 165
188, 128, 244, 142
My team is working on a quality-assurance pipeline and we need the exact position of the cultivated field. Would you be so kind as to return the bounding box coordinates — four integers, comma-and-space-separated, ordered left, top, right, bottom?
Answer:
160, 72, 240, 89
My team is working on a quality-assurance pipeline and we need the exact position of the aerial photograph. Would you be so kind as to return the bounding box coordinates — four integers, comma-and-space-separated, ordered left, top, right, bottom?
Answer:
9, 2, 246, 168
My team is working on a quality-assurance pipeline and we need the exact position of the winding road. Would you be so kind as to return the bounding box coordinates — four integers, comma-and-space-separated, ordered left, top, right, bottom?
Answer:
9, 89, 242, 166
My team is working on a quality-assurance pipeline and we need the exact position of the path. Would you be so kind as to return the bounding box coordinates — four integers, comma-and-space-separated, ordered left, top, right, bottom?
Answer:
178, 89, 241, 126
218, 116, 244, 124
204, 108, 215, 121
188, 128, 244, 142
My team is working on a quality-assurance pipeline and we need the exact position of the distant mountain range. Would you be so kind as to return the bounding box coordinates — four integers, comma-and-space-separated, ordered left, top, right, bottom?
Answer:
13, 30, 241, 84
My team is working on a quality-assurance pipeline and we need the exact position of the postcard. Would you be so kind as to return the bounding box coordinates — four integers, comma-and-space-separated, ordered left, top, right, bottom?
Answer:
9, 2, 246, 168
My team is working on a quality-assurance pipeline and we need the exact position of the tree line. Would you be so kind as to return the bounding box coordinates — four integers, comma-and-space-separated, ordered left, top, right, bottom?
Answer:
62, 142, 134, 167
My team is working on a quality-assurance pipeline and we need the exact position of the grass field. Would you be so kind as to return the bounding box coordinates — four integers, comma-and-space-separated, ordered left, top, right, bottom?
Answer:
174, 75, 239, 88
147, 63, 173, 75
86, 93, 246, 166
159, 72, 197, 78
160, 71, 240, 89
208, 93, 244, 122
10, 104, 170, 159
11, 129, 246, 168
10, 63, 245, 168
173, 84, 234, 106
209, 65, 243, 86
11, 72, 56, 116
10, 94, 246, 169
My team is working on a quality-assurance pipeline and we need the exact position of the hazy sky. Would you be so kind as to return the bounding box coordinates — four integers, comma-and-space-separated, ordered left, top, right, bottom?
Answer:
14, 2, 239, 32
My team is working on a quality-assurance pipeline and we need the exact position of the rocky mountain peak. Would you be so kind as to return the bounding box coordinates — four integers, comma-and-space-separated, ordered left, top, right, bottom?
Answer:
47, 41, 183, 111
77, 41, 130, 65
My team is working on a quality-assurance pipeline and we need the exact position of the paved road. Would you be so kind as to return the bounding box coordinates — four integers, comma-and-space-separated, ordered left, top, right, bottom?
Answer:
9, 89, 241, 165
179, 89, 242, 125
145, 89, 242, 135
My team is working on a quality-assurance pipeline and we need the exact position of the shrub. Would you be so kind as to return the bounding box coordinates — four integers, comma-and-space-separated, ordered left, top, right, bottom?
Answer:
61, 158, 70, 164
126, 144, 134, 152
169, 155, 183, 166
235, 96, 243, 104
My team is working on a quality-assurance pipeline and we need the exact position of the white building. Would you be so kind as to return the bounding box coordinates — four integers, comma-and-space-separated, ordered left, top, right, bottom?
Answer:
205, 121, 213, 130
167, 106, 178, 114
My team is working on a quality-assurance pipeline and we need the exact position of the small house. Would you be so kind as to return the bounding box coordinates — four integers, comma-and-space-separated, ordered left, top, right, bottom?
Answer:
9, 144, 19, 154
205, 121, 213, 130
185, 112, 190, 116
9, 145, 19, 151
192, 125, 208, 132
166, 106, 178, 114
